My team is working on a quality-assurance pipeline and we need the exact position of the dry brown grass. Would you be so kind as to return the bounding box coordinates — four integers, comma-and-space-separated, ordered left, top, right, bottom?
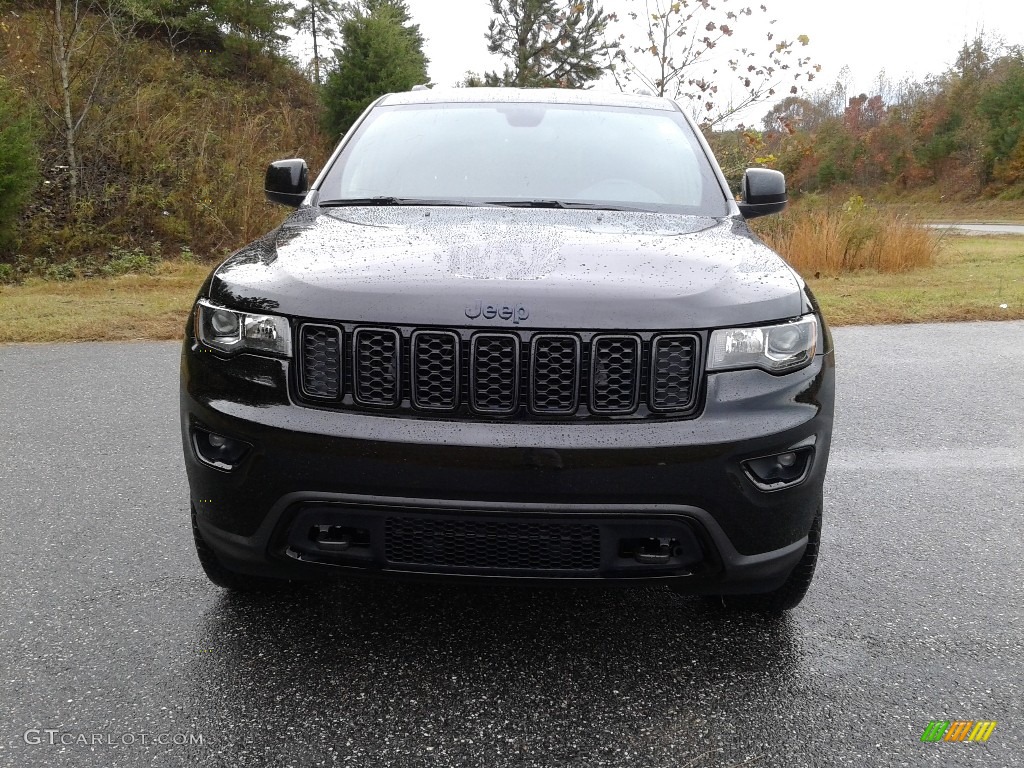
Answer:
0, 261, 210, 343
754, 200, 940, 277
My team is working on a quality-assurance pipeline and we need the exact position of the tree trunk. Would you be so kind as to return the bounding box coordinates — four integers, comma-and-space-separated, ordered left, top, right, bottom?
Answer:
53, 0, 79, 212
658, 8, 668, 97
311, 0, 320, 86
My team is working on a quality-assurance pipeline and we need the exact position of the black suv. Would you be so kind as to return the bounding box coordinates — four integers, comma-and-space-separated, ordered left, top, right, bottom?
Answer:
181, 88, 834, 611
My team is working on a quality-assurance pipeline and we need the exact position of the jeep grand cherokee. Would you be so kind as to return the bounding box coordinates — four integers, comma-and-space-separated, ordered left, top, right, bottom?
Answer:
180, 88, 835, 611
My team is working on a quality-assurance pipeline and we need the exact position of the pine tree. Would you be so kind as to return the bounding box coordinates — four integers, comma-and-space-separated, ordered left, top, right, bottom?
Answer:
0, 77, 39, 256
485, 0, 615, 88
321, 0, 428, 136
210, 0, 293, 64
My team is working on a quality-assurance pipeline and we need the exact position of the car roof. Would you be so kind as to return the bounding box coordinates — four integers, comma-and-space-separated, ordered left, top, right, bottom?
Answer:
378, 87, 679, 112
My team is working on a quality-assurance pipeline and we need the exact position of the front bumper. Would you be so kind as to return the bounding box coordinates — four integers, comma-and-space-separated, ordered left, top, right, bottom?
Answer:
181, 341, 834, 592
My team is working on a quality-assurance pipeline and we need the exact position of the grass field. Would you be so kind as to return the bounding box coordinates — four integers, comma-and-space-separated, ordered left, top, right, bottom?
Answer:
0, 235, 1021, 343
0, 262, 210, 343
805, 234, 1024, 325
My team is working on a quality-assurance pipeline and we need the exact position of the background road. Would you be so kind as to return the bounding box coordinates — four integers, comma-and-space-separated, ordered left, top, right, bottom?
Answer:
925, 223, 1024, 235
1, 322, 1021, 767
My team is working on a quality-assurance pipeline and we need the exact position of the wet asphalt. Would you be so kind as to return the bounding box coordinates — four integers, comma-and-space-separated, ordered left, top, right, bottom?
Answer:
925, 223, 1024, 236
0, 321, 1021, 768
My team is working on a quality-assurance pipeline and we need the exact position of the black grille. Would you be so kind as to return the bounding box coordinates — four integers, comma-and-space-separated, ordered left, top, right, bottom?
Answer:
353, 328, 400, 407
651, 335, 698, 411
591, 335, 641, 413
295, 324, 701, 420
411, 331, 459, 410
471, 334, 519, 414
299, 324, 342, 399
384, 517, 601, 571
531, 335, 580, 414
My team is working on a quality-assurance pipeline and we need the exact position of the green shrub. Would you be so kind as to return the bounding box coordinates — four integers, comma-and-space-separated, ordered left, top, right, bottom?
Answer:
0, 76, 40, 257
0, 263, 15, 284
43, 259, 80, 282
101, 246, 158, 276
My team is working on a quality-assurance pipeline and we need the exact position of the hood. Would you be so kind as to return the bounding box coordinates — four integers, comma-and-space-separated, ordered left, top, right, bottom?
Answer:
209, 206, 805, 330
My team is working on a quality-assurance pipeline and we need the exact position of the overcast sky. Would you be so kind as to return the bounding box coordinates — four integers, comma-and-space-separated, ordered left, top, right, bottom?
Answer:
398, 0, 1023, 112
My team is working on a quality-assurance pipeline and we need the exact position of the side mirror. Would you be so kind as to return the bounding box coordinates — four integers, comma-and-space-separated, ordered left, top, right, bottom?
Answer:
265, 159, 309, 207
738, 168, 787, 220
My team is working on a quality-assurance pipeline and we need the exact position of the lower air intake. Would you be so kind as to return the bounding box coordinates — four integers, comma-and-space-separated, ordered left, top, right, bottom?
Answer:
384, 517, 601, 572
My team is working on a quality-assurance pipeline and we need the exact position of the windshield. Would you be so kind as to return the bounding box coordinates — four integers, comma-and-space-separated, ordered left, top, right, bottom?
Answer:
317, 102, 730, 215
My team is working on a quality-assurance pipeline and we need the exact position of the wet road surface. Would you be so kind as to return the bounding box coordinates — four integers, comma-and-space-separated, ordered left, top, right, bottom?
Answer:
925, 223, 1024, 235
1, 322, 1021, 767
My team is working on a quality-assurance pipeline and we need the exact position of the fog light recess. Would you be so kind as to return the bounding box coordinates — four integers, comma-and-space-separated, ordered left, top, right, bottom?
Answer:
192, 427, 251, 471
743, 447, 813, 491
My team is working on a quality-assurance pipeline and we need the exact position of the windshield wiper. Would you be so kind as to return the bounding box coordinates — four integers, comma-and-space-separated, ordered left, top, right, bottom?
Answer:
486, 200, 649, 212
486, 199, 569, 209
319, 197, 483, 207
320, 197, 652, 212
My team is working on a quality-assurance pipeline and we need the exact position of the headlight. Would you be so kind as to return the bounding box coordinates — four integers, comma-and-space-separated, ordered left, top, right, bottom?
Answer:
708, 315, 818, 374
195, 299, 292, 357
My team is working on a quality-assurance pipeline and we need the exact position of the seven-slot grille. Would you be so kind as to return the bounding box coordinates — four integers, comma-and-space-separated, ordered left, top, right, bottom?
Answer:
471, 334, 520, 414
651, 335, 699, 412
590, 335, 641, 413
296, 325, 700, 419
411, 331, 460, 410
299, 325, 342, 400
353, 328, 400, 407
531, 335, 581, 414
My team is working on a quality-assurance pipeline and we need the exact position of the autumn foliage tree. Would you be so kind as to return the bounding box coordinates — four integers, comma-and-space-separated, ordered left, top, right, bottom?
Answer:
746, 36, 1024, 198
613, 0, 818, 125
